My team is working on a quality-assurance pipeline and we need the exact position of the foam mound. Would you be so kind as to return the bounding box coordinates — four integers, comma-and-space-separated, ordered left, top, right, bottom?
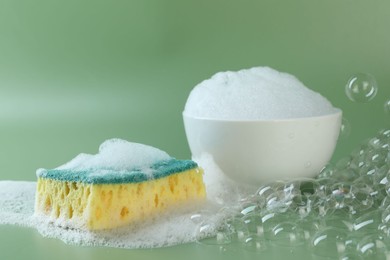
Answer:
184, 66, 338, 120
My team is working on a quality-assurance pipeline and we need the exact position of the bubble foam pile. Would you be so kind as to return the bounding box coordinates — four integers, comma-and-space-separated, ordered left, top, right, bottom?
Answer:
193, 128, 390, 259
184, 67, 339, 120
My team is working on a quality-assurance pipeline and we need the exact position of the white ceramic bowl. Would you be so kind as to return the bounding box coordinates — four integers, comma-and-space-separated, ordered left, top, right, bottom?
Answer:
183, 110, 342, 184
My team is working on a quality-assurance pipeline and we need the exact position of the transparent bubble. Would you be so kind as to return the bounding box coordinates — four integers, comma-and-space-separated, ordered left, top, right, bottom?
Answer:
358, 163, 377, 177
385, 182, 390, 197
368, 136, 389, 151
317, 164, 335, 179
350, 189, 374, 213
379, 129, 390, 138
356, 234, 388, 259
343, 234, 359, 255
242, 212, 263, 236
275, 179, 318, 201
345, 73, 378, 103
239, 201, 260, 216
315, 177, 335, 198
255, 184, 278, 203
336, 156, 353, 170
321, 209, 353, 231
377, 130, 390, 149
297, 217, 321, 242
377, 223, 390, 238
353, 210, 381, 236
311, 196, 332, 217
261, 211, 291, 240
196, 222, 233, 245
243, 236, 268, 252
265, 190, 291, 213
333, 168, 360, 183
340, 118, 351, 138
226, 217, 250, 242
329, 183, 354, 209
350, 145, 370, 170
373, 164, 389, 183
311, 227, 348, 258
365, 149, 389, 168
385, 99, 390, 116
380, 196, 390, 210
355, 175, 387, 206
381, 205, 390, 225
269, 221, 305, 247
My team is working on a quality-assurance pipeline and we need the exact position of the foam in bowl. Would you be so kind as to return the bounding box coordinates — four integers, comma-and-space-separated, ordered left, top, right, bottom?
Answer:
184, 66, 338, 120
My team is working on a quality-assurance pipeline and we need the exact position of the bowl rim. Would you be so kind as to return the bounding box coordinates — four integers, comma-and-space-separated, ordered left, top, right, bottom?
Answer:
182, 108, 342, 123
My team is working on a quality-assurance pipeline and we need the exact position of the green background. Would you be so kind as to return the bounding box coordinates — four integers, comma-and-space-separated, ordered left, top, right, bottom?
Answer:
0, 0, 389, 259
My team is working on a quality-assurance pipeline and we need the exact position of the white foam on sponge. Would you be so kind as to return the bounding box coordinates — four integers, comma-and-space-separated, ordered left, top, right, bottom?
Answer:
55, 138, 170, 171
184, 67, 338, 120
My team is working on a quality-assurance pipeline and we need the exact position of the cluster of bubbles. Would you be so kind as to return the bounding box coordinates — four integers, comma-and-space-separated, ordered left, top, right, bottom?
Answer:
193, 129, 390, 259
192, 73, 390, 258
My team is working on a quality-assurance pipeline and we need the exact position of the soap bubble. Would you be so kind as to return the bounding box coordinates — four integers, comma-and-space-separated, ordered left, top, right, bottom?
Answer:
298, 217, 321, 242
377, 223, 390, 238
311, 227, 348, 258
385, 99, 390, 116
261, 211, 292, 240
318, 164, 335, 179
239, 200, 260, 217
329, 183, 354, 210
340, 118, 351, 139
226, 217, 250, 242
385, 182, 390, 197
336, 156, 353, 170
353, 210, 381, 237
345, 73, 378, 103
343, 235, 360, 255
375, 131, 390, 151
243, 236, 268, 252
350, 189, 374, 213
315, 177, 335, 198
242, 213, 263, 236
356, 234, 388, 259
380, 196, 390, 210
196, 222, 233, 245
381, 205, 390, 225
292, 196, 310, 218
255, 184, 278, 202
269, 221, 305, 248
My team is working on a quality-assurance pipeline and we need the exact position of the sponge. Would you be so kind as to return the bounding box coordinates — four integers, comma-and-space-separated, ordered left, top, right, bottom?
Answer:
34, 140, 206, 230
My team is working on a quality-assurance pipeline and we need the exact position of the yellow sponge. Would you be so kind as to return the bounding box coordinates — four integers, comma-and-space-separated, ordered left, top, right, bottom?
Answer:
35, 167, 205, 230
34, 139, 206, 230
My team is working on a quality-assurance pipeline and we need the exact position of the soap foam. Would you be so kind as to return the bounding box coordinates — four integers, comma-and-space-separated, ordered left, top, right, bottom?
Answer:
55, 139, 170, 172
184, 67, 338, 120
0, 154, 247, 248
0, 181, 36, 226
